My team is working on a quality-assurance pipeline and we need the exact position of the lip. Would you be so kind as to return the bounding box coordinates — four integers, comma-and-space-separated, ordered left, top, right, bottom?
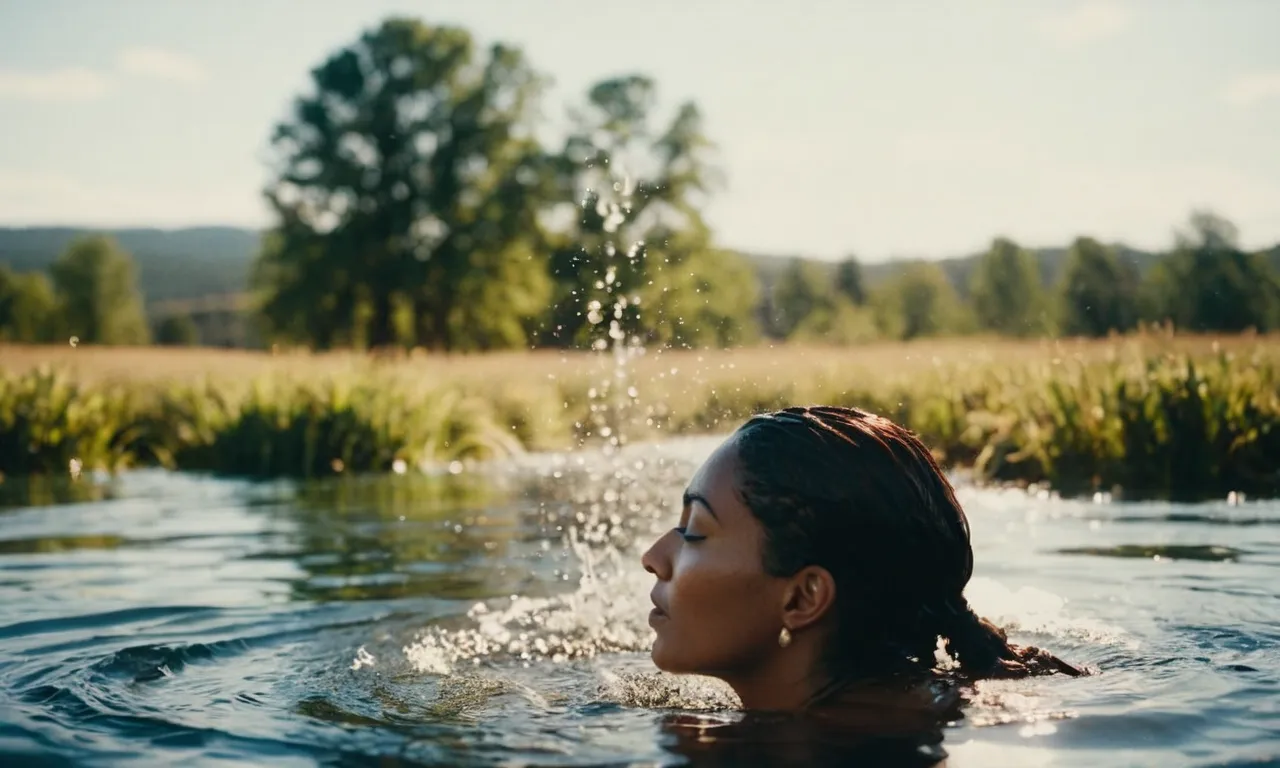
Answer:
649, 590, 668, 626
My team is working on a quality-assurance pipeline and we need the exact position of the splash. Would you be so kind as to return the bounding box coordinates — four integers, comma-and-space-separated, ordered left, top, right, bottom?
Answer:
403, 156, 685, 678
581, 170, 648, 455
349, 646, 376, 671
402, 522, 658, 675
966, 577, 1136, 651
595, 668, 739, 711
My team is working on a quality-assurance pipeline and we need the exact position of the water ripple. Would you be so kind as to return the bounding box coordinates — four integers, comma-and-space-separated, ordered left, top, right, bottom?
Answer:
0, 454, 1277, 766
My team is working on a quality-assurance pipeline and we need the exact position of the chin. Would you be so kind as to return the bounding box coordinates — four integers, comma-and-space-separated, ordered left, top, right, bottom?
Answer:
650, 641, 671, 670
650, 638, 682, 673
651, 640, 702, 675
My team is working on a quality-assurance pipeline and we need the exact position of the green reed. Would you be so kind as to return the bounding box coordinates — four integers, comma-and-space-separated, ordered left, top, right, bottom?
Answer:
0, 368, 525, 479
1, 340, 1277, 499
0, 368, 143, 475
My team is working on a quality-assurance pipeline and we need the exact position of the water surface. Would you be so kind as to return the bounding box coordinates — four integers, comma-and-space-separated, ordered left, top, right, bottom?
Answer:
1, 437, 1277, 766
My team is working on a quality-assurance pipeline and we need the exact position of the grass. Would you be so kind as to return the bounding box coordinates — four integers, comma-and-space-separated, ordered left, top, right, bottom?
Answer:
2, 331, 1278, 500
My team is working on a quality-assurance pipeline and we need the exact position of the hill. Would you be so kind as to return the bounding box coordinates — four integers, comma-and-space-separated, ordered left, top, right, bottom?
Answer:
0, 226, 260, 305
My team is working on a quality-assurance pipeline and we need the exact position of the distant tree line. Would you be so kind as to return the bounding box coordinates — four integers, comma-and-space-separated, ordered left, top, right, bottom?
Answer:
0, 234, 151, 346
2, 16, 1279, 349
760, 209, 1280, 343
5, 209, 1278, 349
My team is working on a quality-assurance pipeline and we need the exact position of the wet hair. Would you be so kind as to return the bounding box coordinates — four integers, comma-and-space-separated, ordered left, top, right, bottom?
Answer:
733, 405, 1083, 681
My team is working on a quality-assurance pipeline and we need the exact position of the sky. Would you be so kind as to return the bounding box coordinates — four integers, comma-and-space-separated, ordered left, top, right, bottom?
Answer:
0, 0, 1277, 261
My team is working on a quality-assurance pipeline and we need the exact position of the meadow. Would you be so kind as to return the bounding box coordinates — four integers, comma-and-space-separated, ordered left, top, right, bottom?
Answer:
2, 330, 1278, 500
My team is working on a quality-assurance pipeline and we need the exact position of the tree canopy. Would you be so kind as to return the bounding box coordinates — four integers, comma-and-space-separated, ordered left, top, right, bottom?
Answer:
50, 235, 150, 346
255, 18, 552, 351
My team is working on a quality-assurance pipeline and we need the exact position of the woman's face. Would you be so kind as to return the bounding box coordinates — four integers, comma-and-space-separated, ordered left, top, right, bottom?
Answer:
640, 435, 787, 676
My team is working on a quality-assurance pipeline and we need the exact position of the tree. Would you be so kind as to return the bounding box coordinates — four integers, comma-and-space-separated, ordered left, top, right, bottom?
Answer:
969, 237, 1047, 336
156, 313, 199, 347
768, 258, 878, 345
771, 259, 835, 338
1057, 237, 1140, 337
835, 256, 867, 305
251, 229, 353, 349
642, 243, 761, 348
50, 235, 150, 345
790, 299, 880, 345
1142, 210, 1280, 332
256, 18, 552, 351
0, 267, 58, 342
542, 75, 754, 349
873, 261, 970, 340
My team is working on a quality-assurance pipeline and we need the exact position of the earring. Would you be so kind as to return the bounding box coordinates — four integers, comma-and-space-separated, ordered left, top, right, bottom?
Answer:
778, 627, 792, 648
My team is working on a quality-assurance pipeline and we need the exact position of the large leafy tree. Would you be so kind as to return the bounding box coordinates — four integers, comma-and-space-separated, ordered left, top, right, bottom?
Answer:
543, 75, 756, 349
1141, 211, 1280, 332
770, 259, 836, 338
255, 18, 552, 351
873, 261, 971, 340
1057, 236, 1139, 337
835, 256, 867, 305
969, 237, 1047, 336
771, 259, 878, 344
0, 266, 58, 343
50, 235, 150, 345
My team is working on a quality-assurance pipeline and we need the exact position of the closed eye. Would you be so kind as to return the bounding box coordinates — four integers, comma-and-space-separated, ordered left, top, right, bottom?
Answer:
675, 527, 706, 543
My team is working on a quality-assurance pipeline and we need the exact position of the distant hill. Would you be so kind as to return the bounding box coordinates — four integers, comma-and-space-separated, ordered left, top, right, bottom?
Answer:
0, 226, 260, 305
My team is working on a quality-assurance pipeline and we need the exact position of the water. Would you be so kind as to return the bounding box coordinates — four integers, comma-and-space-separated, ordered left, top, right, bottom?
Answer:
1, 438, 1278, 767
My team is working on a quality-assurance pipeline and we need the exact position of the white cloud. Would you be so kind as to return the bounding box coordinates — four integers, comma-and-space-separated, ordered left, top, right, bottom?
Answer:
0, 47, 204, 103
0, 68, 112, 102
1222, 72, 1280, 108
116, 47, 207, 84
1039, 1, 1135, 49
0, 169, 265, 227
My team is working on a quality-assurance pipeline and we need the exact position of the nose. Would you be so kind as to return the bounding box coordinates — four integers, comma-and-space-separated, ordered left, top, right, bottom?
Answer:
641, 532, 672, 581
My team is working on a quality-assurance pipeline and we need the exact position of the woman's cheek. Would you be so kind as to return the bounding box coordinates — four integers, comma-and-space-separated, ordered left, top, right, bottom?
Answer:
671, 544, 707, 580
668, 548, 706, 607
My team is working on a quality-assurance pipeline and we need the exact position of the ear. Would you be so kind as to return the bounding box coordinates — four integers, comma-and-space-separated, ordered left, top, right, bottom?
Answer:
780, 565, 836, 632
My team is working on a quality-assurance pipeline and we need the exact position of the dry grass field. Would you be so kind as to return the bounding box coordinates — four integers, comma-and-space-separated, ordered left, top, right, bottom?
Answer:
1, 330, 1268, 391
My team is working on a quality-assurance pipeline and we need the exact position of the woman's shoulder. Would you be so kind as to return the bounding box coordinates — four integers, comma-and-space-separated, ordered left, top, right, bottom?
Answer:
806, 674, 964, 735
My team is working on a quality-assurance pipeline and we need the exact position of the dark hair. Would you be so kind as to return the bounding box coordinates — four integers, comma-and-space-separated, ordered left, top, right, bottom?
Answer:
733, 405, 1082, 681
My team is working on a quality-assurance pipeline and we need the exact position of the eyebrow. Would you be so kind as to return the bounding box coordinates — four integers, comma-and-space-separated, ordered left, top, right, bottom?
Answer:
682, 490, 719, 520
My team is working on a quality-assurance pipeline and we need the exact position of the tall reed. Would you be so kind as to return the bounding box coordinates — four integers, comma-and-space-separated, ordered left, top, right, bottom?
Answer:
2, 337, 1277, 499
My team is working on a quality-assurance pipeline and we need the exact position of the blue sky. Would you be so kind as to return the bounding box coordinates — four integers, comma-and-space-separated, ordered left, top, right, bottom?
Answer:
1, 0, 1277, 260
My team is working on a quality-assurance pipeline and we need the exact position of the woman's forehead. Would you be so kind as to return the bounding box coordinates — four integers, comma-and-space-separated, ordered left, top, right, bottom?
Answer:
686, 438, 747, 515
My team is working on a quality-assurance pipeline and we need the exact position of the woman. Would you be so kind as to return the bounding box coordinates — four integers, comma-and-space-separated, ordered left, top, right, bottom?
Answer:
641, 405, 1083, 717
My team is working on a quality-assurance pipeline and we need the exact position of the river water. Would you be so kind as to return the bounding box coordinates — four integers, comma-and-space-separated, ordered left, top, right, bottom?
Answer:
1, 436, 1277, 767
